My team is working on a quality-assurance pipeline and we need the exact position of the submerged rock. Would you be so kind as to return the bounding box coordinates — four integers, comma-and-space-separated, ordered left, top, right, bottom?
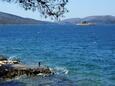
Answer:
0, 55, 8, 61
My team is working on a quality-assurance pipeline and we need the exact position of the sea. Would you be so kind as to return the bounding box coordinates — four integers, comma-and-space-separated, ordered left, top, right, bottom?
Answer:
0, 24, 115, 86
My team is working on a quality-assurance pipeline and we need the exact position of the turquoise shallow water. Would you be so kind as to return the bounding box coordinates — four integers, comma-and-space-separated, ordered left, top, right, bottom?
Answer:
0, 24, 115, 86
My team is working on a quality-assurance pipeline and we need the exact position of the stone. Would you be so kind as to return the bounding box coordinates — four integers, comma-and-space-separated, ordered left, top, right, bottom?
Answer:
0, 55, 53, 80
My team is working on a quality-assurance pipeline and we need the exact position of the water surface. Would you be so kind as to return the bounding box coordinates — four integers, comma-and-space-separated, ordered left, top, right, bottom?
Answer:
0, 24, 115, 86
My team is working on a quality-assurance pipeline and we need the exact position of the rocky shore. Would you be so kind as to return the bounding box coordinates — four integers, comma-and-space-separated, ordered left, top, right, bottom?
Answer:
0, 55, 53, 80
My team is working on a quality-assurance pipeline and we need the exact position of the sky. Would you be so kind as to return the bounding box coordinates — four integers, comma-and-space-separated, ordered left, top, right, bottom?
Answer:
0, 0, 115, 21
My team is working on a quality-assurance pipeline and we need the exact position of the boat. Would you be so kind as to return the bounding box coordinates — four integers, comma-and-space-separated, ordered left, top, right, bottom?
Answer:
76, 21, 96, 26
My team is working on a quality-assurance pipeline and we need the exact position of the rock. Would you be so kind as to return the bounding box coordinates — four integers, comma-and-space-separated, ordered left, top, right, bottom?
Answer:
0, 64, 53, 79
0, 55, 53, 80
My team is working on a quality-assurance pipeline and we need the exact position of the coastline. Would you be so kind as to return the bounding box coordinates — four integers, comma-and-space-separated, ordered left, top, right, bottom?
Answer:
0, 55, 53, 80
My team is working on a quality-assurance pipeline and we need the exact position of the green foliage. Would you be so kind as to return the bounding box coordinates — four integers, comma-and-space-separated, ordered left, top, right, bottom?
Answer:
3, 0, 69, 20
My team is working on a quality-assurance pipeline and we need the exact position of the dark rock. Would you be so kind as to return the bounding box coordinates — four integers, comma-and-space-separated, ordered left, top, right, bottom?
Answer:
0, 64, 53, 80
0, 55, 8, 61
0, 55, 53, 80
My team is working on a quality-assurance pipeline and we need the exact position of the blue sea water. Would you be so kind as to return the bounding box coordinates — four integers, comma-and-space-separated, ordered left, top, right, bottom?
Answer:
0, 24, 115, 86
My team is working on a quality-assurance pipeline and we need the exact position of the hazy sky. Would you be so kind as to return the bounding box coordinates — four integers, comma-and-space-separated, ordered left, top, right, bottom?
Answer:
0, 0, 115, 21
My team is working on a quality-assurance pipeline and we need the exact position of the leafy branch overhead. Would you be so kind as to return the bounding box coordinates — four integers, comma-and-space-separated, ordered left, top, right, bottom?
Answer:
3, 0, 69, 20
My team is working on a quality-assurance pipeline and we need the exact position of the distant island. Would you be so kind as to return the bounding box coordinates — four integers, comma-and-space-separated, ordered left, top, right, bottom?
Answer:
0, 12, 50, 24
61, 15, 115, 25
1, 12, 115, 25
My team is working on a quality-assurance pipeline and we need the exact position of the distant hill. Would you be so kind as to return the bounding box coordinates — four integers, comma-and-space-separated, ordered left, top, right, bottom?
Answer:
0, 12, 49, 24
61, 18, 81, 24
61, 15, 115, 24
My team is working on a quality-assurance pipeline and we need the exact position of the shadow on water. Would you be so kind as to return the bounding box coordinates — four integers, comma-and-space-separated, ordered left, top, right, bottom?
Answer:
18, 75, 77, 86
0, 80, 26, 86
0, 74, 77, 86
